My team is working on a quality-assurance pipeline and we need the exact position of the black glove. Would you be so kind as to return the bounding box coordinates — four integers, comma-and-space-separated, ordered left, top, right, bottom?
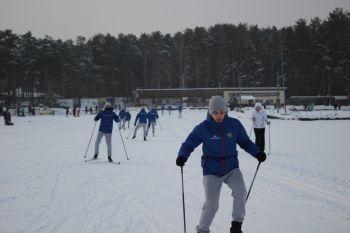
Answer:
176, 156, 187, 167
256, 152, 266, 162
134, 123, 136, 126
266, 120, 271, 125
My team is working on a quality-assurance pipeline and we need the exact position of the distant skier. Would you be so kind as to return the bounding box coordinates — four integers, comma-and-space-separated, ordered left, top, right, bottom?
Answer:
178, 104, 183, 118
118, 107, 127, 130
3, 107, 14, 126
147, 107, 159, 137
92, 102, 119, 162
252, 102, 270, 152
167, 105, 172, 115
132, 107, 148, 141
176, 96, 266, 233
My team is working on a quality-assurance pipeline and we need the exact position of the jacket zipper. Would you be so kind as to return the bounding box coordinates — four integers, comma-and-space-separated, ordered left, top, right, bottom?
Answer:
218, 124, 227, 175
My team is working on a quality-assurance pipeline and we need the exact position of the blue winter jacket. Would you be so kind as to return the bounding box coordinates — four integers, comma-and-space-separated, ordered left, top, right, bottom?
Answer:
178, 113, 260, 176
148, 109, 159, 123
94, 108, 119, 133
134, 108, 148, 125
118, 109, 127, 120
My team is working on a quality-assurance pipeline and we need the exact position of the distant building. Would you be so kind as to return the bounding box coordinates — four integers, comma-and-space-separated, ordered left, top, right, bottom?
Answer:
134, 87, 286, 107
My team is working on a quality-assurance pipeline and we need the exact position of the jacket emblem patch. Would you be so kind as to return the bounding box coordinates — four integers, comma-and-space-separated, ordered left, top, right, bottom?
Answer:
226, 132, 233, 139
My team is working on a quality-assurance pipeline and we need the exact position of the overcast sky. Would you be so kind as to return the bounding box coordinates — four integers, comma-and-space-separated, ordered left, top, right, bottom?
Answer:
1, 0, 349, 40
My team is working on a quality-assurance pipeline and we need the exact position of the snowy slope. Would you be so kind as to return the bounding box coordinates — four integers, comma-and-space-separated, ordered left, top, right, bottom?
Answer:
0, 109, 349, 233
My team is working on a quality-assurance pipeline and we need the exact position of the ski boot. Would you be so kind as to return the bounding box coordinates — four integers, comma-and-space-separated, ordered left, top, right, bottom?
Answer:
108, 157, 113, 163
230, 221, 242, 233
93, 154, 98, 159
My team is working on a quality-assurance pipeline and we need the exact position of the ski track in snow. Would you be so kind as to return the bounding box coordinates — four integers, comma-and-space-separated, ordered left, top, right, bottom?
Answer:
1, 109, 350, 233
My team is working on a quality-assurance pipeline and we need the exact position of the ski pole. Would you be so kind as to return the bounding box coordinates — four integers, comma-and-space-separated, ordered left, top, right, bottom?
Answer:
157, 119, 163, 130
118, 127, 130, 160
83, 121, 97, 159
268, 124, 271, 155
181, 166, 187, 233
246, 162, 261, 202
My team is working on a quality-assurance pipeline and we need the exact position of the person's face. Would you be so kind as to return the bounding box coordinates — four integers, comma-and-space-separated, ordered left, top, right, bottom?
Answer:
255, 106, 261, 111
211, 111, 226, 123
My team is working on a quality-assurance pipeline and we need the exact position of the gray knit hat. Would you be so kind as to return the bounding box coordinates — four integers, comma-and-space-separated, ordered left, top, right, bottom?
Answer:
104, 102, 112, 108
208, 96, 227, 115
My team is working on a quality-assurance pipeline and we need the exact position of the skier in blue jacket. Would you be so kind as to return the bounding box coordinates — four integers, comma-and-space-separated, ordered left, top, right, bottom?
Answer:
118, 107, 127, 130
132, 107, 148, 141
147, 107, 159, 137
176, 96, 266, 233
93, 102, 119, 162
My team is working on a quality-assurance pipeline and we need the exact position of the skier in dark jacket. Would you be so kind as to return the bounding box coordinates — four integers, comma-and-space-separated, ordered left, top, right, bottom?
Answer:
93, 102, 119, 162
176, 96, 266, 233
132, 107, 148, 141
3, 108, 14, 126
178, 104, 183, 118
125, 110, 131, 129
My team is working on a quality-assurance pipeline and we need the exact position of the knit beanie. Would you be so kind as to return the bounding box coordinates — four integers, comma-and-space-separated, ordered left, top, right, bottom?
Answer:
104, 102, 112, 108
208, 96, 227, 115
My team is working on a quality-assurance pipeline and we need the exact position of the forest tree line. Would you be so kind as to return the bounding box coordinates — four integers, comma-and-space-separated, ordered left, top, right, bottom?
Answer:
0, 8, 349, 105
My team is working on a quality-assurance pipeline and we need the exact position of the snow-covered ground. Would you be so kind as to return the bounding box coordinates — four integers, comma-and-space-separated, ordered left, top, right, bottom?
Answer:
1, 108, 349, 233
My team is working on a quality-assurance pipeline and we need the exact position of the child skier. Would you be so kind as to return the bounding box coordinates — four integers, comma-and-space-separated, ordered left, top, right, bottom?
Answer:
176, 96, 266, 233
92, 102, 119, 162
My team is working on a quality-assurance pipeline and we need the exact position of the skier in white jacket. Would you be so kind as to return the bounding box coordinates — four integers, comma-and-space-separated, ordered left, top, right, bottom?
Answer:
251, 102, 270, 152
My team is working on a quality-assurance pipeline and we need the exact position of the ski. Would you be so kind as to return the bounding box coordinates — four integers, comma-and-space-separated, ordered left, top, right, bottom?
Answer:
85, 158, 97, 162
85, 158, 120, 165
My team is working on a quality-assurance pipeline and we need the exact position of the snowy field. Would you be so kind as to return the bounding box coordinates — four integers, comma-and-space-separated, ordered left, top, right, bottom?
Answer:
266, 106, 350, 120
1, 108, 349, 233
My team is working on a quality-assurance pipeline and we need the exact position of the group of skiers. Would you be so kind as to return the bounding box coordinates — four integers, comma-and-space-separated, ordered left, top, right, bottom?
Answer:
1, 96, 271, 232
92, 102, 159, 163
87, 96, 271, 233
132, 106, 159, 140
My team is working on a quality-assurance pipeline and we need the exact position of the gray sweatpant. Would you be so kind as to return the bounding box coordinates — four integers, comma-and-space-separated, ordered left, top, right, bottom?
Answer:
94, 131, 112, 157
133, 123, 147, 138
196, 168, 247, 233
146, 122, 156, 136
